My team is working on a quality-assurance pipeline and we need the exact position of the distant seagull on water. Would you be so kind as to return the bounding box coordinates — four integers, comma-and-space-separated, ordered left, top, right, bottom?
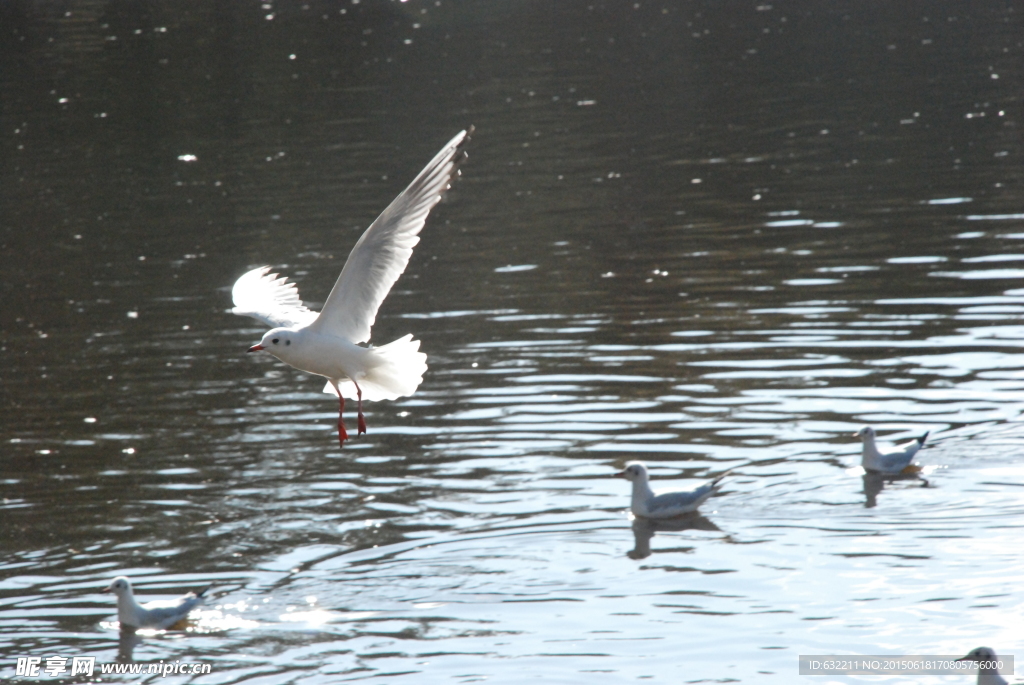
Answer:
232, 129, 472, 445
957, 647, 1008, 685
106, 576, 207, 631
615, 460, 728, 519
854, 426, 928, 475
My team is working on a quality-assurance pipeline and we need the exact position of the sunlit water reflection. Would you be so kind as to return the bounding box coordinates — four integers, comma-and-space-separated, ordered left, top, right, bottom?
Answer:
3, 1, 1024, 683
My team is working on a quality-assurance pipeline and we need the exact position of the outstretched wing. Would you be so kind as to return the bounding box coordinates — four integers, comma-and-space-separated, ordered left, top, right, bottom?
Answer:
309, 128, 472, 343
230, 266, 319, 329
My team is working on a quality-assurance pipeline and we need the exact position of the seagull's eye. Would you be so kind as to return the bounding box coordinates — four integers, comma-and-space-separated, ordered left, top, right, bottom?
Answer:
285, 340, 290, 346
272, 338, 279, 344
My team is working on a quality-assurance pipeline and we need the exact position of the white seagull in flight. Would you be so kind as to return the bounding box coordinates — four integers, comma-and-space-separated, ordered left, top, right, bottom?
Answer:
232, 128, 472, 445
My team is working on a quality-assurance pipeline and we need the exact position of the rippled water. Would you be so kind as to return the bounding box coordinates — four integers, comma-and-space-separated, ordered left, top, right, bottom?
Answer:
2, 2, 1024, 683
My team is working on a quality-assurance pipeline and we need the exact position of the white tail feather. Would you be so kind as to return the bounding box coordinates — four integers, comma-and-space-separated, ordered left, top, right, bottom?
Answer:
322, 334, 427, 402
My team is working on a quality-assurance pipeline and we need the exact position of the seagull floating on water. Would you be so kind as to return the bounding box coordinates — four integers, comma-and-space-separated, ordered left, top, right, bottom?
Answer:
106, 576, 207, 630
854, 426, 928, 474
957, 647, 1008, 685
615, 461, 728, 519
232, 129, 472, 445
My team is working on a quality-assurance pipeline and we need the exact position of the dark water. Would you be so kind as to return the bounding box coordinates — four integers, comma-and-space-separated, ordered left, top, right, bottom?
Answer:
2, 1, 1023, 682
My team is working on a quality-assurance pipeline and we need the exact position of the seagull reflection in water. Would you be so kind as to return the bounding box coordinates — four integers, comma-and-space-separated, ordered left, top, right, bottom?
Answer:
862, 470, 929, 508
117, 628, 142, 662
627, 514, 721, 560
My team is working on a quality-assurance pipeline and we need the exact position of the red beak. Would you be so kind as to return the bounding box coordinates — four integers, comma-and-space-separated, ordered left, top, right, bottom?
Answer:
613, 470, 627, 478
247, 344, 265, 353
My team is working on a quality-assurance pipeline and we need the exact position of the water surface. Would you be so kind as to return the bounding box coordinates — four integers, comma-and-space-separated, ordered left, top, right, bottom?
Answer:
2, 1, 1023, 683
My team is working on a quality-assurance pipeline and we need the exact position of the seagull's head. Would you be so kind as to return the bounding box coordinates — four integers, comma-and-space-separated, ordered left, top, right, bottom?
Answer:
956, 646, 998, 663
854, 426, 875, 442
249, 328, 299, 359
615, 461, 649, 482
106, 576, 132, 597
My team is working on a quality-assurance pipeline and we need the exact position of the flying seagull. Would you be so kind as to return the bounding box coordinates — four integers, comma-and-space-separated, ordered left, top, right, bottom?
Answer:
232, 128, 472, 445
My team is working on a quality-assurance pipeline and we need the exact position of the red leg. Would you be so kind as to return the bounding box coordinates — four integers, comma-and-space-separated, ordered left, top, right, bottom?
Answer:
337, 394, 349, 446
355, 381, 367, 435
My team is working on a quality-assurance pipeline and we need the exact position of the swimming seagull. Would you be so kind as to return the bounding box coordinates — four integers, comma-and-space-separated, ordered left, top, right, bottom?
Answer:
854, 426, 928, 474
956, 647, 1008, 685
106, 576, 207, 630
615, 461, 728, 519
232, 128, 472, 445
